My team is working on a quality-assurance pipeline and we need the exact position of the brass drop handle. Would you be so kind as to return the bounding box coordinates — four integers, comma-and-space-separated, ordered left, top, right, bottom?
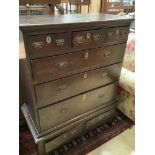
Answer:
104, 50, 111, 57
101, 73, 108, 78
93, 34, 100, 42
58, 84, 68, 92
75, 36, 84, 44
98, 94, 105, 98
58, 61, 68, 69
60, 108, 67, 113
121, 31, 127, 37
107, 32, 114, 38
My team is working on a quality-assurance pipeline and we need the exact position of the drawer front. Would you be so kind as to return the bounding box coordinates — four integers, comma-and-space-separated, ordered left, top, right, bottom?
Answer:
27, 32, 71, 57
73, 29, 106, 48
72, 26, 129, 48
38, 82, 118, 130
45, 124, 83, 153
35, 63, 122, 108
105, 26, 129, 45
31, 43, 126, 84
86, 108, 115, 130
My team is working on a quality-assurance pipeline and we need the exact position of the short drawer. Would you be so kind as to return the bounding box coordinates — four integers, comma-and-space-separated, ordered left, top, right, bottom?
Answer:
38, 82, 118, 130
35, 63, 122, 108
27, 32, 71, 58
72, 26, 129, 48
45, 124, 83, 153
86, 108, 115, 130
105, 26, 129, 45
72, 28, 106, 48
31, 43, 126, 84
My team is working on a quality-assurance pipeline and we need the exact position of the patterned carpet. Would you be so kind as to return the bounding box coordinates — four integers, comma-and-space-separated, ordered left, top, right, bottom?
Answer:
19, 110, 134, 155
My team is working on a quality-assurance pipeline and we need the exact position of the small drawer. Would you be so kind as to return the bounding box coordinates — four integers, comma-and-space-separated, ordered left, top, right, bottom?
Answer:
45, 124, 83, 153
105, 26, 129, 45
72, 29, 106, 48
86, 108, 115, 129
31, 43, 126, 84
38, 82, 118, 131
27, 32, 71, 58
35, 63, 122, 108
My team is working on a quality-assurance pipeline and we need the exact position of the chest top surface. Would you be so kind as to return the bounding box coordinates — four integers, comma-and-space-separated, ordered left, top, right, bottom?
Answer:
19, 13, 133, 30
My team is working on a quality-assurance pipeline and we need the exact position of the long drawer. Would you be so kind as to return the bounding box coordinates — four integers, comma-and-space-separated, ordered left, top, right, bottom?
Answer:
31, 43, 126, 84
38, 82, 118, 130
35, 63, 122, 108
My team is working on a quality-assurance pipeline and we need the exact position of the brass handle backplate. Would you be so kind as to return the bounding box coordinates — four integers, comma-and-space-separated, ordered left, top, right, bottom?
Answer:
93, 34, 100, 42
107, 32, 114, 38
75, 36, 84, 44
32, 41, 43, 49
58, 84, 68, 92
104, 50, 111, 57
58, 61, 68, 69
121, 31, 127, 37
55, 39, 65, 46
101, 73, 108, 78
60, 108, 67, 113
98, 94, 105, 98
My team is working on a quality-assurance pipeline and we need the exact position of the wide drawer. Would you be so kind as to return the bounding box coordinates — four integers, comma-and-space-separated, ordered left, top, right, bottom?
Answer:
27, 32, 71, 58
35, 63, 122, 108
31, 43, 126, 84
72, 26, 129, 48
38, 82, 118, 130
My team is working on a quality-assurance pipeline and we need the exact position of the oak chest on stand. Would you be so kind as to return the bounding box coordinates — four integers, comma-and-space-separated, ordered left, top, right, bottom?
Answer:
19, 13, 133, 155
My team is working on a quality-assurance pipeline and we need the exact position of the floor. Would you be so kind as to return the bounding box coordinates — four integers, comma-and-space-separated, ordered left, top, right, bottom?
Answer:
87, 126, 135, 155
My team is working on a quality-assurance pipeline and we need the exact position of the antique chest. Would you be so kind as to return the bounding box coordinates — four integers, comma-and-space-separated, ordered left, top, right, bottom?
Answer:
19, 13, 132, 154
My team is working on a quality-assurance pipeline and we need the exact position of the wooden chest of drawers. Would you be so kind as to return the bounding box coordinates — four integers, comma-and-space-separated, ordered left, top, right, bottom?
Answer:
20, 13, 132, 154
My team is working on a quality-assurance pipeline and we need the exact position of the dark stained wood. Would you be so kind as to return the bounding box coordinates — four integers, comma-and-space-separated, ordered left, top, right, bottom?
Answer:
35, 63, 122, 108
26, 26, 129, 59
72, 26, 129, 48
19, 30, 41, 131
31, 43, 126, 84
19, 13, 133, 31
28, 32, 71, 56
38, 82, 118, 130
19, 14, 132, 154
